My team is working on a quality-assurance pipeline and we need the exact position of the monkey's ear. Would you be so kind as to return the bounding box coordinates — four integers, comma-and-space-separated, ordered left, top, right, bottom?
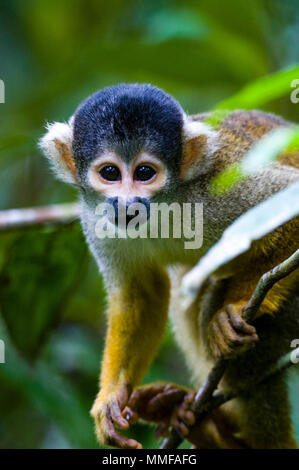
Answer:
180, 116, 219, 181
39, 117, 77, 184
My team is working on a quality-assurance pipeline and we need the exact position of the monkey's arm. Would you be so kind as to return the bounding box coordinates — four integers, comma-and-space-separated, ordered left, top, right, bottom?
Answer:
91, 266, 170, 448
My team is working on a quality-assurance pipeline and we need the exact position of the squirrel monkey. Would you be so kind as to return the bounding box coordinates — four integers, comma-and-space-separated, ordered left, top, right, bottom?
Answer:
40, 84, 299, 449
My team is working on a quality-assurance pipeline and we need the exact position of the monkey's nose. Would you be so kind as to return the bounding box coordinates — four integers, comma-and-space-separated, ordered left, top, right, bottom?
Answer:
106, 197, 150, 225
127, 197, 150, 222
107, 197, 119, 212
106, 197, 122, 224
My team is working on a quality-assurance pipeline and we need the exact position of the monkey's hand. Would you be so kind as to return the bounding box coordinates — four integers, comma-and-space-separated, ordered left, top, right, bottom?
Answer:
122, 383, 194, 439
90, 384, 142, 449
208, 301, 259, 359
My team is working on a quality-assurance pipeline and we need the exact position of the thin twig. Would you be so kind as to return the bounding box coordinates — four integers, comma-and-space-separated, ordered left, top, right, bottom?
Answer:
160, 249, 299, 449
197, 346, 299, 419
0, 203, 80, 230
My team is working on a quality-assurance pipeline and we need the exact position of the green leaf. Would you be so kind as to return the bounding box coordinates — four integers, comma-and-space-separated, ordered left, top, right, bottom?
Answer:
215, 64, 299, 110
210, 164, 244, 195
0, 223, 87, 357
144, 7, 209, 43
0, 318, 97, 448
211, 127, 299, 195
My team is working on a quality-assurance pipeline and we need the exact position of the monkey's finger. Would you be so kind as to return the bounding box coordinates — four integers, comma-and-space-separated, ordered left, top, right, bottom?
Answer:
176, 403, 196, 427
178, 421, 190, 437
148, 389, 186, 414
127, 384, 166, 410
106, 420, 142, 449
156, 422, 170, 439
216, 321, 257, 355
121, 406, 138, 424
213, 341, 224, 358
184, 392, 196, 405
184, 410, 196, 426
209, 333, 222, 359
164, 384, 176, 392
214, 322, 257, 358
210, 319, 232, 356
110, 401, 129, 430
171, 415, 190, 437
216, 311, 255, 346
107, 433, 142, 449
227, 304, 257, 335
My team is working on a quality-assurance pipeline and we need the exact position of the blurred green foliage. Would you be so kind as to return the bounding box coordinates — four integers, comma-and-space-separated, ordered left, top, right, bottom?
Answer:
211, 127, 299, 194
0, 0, 298, 449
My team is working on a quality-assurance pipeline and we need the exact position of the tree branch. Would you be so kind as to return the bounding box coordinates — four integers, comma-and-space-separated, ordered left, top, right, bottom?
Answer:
160, 248, 299, 449
0, 203, 80, 230
198, 346, 299, 419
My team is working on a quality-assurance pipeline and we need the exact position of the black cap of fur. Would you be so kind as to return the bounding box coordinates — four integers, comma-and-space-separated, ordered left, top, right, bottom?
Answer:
72, 84, 184, 177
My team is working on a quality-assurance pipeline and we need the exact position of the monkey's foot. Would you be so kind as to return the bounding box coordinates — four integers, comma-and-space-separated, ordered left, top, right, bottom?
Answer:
163, 393, 245, 448
208, 302, 259, 359
167, 392, 196, 439
122, 383, 189, 437
171, 398, 247, 448
91, 384, 142, 449
122, 384, 246, 448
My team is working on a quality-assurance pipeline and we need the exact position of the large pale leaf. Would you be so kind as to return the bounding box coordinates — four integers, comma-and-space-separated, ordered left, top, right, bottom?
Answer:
182, 181, 299, 304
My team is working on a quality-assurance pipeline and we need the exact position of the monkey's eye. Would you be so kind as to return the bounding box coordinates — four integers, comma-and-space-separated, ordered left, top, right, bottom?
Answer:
99, 165, 121, 182
134, 165, 156, 182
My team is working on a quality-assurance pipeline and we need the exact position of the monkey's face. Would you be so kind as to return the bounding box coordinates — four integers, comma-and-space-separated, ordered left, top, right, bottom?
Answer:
86, 150, 167, 227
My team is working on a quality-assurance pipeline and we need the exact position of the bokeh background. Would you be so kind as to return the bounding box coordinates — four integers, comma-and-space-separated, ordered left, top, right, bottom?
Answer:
0, 0, 298, 448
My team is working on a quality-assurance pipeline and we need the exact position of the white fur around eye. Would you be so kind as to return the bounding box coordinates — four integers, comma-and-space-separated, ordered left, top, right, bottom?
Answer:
39, 117, 76, 184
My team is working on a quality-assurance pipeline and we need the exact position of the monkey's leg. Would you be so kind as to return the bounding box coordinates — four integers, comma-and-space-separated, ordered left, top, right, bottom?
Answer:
91, 266, 170, 448
219, 374, 298, 449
